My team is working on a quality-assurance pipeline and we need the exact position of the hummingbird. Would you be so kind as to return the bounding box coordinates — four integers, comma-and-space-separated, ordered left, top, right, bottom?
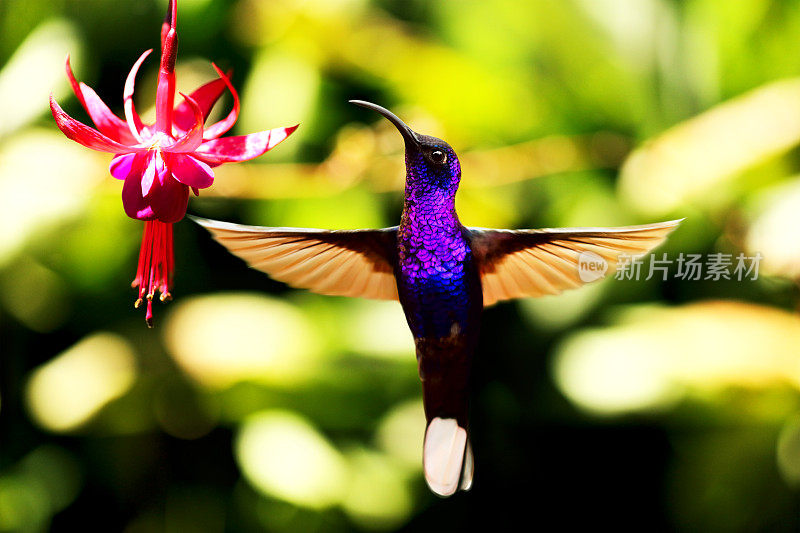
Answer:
192, 101, 681, 497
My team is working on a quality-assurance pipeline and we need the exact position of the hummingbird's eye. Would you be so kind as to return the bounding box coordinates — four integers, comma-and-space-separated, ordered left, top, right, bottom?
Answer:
430, 150, 447, 164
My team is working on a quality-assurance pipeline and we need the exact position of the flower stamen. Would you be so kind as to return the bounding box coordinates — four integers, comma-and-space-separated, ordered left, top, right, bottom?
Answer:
132, 220, 175, 328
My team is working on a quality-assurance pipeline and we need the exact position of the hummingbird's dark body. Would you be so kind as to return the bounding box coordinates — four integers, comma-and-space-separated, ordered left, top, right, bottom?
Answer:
396, 212, 482, 432
193, 101, 681, 497
397, 200, 483, 416
392, 135, 485, 492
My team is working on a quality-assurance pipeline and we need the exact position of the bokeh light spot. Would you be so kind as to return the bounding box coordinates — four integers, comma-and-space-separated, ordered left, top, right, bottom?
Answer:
554, 328, 678, 414
375, 399, 425, 470
164, 293, 321, 389
746, 178, 800, 279
341, 448, 413, 530
26, 333, 137, 432
620, 79, 800, 215
777, 414, 800, 486
235, 410, 347, 509
344, 300, 414, 359
0, 19, 81, 138
554, 301, 800, 416
0, 256, 70, 332
0, 130, 104, 265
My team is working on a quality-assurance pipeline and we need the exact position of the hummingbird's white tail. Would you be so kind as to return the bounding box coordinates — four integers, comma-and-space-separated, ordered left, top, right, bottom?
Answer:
423, 417, 473, 496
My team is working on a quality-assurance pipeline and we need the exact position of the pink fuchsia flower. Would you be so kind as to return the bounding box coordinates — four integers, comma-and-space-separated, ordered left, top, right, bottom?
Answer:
50, 0, 297, 327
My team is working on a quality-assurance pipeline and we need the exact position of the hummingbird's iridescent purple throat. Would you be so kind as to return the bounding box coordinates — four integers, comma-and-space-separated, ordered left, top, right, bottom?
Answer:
193, 101, 681, 497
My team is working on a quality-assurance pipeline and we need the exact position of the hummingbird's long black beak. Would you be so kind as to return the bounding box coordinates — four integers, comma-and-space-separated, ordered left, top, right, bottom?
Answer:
349, 100, 420, 147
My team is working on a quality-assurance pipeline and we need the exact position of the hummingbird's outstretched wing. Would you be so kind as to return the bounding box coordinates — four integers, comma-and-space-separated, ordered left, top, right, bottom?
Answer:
468, 219, 682, 306
191, 217, 399, 300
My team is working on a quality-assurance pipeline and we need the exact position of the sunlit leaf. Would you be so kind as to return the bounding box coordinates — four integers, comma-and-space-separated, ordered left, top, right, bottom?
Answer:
0, 130, 104, 265
554, 301, 800, 415
745, 177, 800, 279
620, 78, 800, 214
0, 19, 82, 137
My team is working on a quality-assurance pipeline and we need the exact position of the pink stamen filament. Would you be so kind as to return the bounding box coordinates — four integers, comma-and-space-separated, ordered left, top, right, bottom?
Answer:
132, 220, 174, 327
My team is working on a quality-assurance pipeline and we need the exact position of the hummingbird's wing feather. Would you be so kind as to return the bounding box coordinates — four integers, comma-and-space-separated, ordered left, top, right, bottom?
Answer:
191, 217, 399, 300
468, 219, 682, 306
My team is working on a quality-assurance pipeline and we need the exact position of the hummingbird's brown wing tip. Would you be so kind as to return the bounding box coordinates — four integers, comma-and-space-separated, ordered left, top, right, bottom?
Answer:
192, 216, 400, 301
469, 219, 682, 306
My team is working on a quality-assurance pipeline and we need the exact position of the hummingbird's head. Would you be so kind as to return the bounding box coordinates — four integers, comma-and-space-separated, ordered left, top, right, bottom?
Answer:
350, 100, 461, 197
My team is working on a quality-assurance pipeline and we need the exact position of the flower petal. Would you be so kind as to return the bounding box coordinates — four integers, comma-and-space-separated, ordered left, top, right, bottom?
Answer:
168, 154, 215, 189
65, 56, 137, 145
142, 151, 168, 196
50, 95, 141, 154
122, 152, 187, 223
167, 93, 205, 153
172, 74, 229, 134
202, 64, 240, 140
155, 151, 170, 186
149, 174, 189, 224
110, 153, 137, 180
124, 49, 152, 142
122, 154, 156, 220
194, 125, 298, 164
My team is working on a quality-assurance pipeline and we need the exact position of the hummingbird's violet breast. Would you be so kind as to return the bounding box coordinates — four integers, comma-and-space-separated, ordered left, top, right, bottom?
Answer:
397, 137, 477, 340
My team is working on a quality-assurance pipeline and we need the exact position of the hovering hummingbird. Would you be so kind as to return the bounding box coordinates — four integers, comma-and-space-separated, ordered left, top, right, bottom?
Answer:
192, 101, 680, 497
